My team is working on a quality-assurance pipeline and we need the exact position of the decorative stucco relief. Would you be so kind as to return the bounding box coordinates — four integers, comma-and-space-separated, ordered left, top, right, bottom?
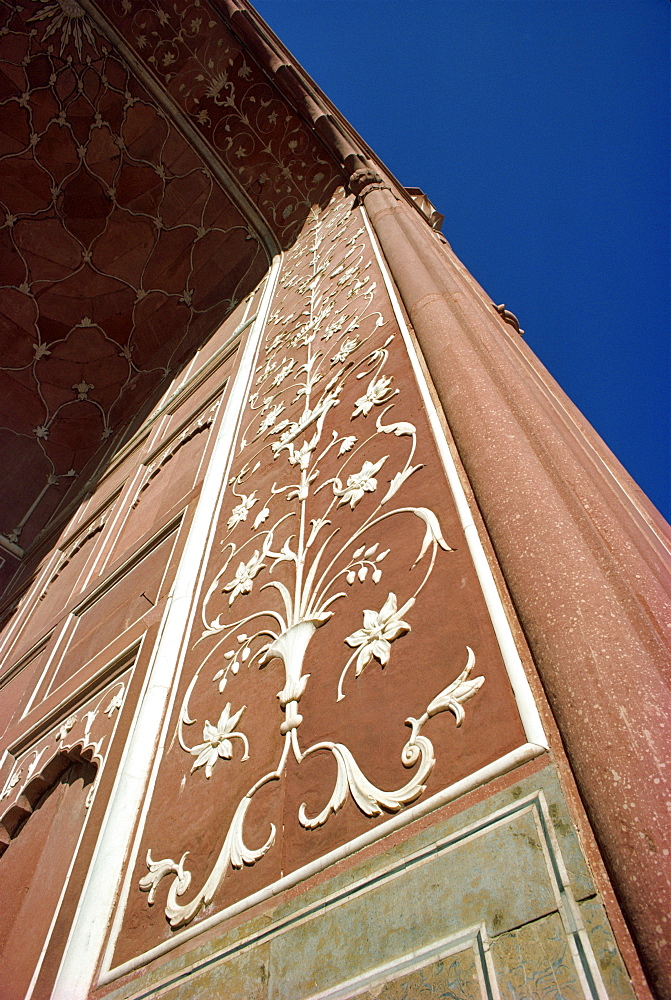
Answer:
0, 664, 130, 850
107, 190, 528, 961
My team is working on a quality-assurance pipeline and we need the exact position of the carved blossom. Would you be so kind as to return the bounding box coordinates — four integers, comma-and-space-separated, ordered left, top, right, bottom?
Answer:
258, 404, 285, 433
223, 551, 265, 604
227, 493, 257, 530
190, 703, 249, 778
331, 337, 360, 364
345, 592, 413, 675
352, 376, 395, 417
335, 456, 387, 509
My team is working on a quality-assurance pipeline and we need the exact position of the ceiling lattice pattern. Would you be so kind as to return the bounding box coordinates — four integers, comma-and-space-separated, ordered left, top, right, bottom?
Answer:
0, 0, 270, 586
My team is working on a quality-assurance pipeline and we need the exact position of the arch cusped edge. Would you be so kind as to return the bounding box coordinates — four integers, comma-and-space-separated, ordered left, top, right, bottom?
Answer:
0, 744, 98, 853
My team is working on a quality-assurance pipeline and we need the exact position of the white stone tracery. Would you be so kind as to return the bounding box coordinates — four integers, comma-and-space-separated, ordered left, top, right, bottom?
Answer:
140, 196, 484, 927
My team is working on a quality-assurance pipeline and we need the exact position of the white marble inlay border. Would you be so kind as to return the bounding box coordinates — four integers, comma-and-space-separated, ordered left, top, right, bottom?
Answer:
302, 924, 498, 1000
360, 206, 546, 751
52, 262, 282, 1000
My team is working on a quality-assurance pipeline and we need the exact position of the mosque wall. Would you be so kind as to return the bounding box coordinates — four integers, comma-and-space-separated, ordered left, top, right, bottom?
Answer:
0, 2, 666, 998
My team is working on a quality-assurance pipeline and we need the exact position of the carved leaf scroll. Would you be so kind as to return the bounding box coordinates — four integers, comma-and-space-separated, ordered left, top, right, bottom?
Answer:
139, 192, 484, 927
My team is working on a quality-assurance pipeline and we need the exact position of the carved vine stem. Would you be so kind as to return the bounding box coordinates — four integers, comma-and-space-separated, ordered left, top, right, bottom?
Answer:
139, 197, 485, 927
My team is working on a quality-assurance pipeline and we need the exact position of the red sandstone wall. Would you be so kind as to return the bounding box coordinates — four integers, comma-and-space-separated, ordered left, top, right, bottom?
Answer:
100, 188, 534, 979
0, 289, 255, 995
0, 2, 665, 997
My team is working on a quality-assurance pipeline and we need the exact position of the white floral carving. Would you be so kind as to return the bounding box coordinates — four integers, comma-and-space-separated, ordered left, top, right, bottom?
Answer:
56, 714, 78, 742
190, 704, 249, 778
406, 647, 484, 743
352, 375, 395, 417
258, 404, 285, 434
331, 337, 360, 364
227, 493, 257, 530
334, 456, 387, 509
223, 551, 265, 604
104, 685, 125, 717
345, 592, 413, 675
140, 196, 481, 929
272, 358, 294, 386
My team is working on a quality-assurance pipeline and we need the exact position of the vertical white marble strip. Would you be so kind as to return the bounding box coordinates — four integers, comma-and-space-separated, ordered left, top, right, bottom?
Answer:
23, 652, 142, 1000
360, 206, 547, 750
51, 258, 281, 1000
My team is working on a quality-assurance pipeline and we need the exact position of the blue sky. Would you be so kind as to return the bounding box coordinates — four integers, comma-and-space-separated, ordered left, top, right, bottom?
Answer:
253, 0, 670, 521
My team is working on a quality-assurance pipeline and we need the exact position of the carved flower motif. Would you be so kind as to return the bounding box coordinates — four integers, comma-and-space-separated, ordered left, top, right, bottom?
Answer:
104, 686, 125, 718
227, 493, 257, 531
352, 376, 394, 417
223, 551, 265, 604
331, 337, 359, 365
256, 360, 276, 385
190, 703, 249, 778
335, 457, 386, 509
345, 592, 412, 675
56, 714, 77, 742
258, 404, 285, 434
322, 316, 344, 341
72, 380, 94, 400
272, 358, 294, 386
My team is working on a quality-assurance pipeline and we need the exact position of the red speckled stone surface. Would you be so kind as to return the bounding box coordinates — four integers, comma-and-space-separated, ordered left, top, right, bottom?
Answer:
362, 184, 671, 997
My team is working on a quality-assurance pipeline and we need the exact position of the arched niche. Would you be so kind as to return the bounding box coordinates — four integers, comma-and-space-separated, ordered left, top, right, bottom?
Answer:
0, 748, 97, 1000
